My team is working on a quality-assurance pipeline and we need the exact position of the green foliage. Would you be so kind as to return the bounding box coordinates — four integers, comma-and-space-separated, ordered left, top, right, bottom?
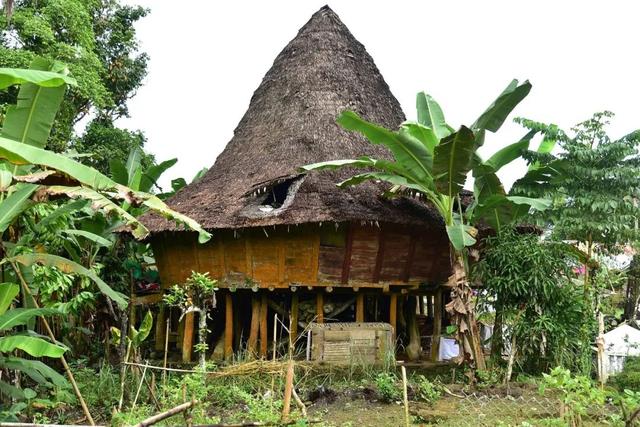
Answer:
374, 372, 401, 402
610, 357, 640, 392
164, 271, 217, 312
513, 111, 640, 254
540, 367, 607, 425
0, 0, 149, 153
413, 375, 441, 404
475, 230, 590, 371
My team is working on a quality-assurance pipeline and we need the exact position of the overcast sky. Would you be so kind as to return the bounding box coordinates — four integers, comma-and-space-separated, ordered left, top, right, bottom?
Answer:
118, 0, 639, 191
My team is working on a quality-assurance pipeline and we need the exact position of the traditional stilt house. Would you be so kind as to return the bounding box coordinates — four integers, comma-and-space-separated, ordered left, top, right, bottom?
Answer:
139, 6, 453, 363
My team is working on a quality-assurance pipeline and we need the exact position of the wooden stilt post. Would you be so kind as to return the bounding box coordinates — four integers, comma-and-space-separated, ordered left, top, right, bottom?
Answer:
290, 294, 299, 347
356, 293, 364, 322
247, 296, 260, 357
224, 292, 233, 360
155, 305, 166, 352
419, 296, 425, 315
389, 293, 398, 339
182, 312, 194, 363
430, 289, 443, 362
316, 291, 324, 324
259, 293, 268, 358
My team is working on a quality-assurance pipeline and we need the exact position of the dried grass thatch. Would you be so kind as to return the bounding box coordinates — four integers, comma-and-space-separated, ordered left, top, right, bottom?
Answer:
141, 6, 443, 233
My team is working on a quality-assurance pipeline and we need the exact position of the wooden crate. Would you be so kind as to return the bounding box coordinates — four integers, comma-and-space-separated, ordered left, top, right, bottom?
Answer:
309, 322, 393, 365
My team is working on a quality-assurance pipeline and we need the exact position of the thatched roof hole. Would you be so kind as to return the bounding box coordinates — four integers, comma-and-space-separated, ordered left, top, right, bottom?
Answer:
141, 5, 445, 233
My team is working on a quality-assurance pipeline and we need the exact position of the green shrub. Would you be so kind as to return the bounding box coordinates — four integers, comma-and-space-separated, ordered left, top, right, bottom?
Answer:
610, 357, 640, 392
375, 372, 401, 402
413, 375, 441, 404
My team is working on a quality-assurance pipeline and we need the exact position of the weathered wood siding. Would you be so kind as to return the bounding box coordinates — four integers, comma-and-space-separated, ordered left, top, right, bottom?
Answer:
151, 222, 450, 289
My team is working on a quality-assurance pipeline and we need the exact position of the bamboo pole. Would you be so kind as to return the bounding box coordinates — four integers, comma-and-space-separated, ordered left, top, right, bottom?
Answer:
272, 313, 278, 360
316, 292, 324, 323
281, 360, 295, 422
290, 294, 299, 347
389, 294, 398, 339
182, 312, 195, 362
259, 293, 268, 358
401, 366, 410, 427
131, 361, 149, 410
162, 317, 170, 397
9, 260, 95, 426
133, 400, 198, 427
356, 293, 364, 322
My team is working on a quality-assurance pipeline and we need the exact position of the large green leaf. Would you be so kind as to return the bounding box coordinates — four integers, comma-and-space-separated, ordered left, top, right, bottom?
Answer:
446, 222, 477, 252
433, 126, 475, 196
337, 111, 433, 183
0, 184, 37, 234
0, 136, 117, 190
0, 283, 19, 316
0, 335, 66, 358
109, 159, 129, 186
36, 199, 88, 230
0, 379, 25, 399
0, 60, 74, 149
0, 308, 60, 332
140, 158, 177, 192
136, 193, 212, 244
0, 66, 76, 90
43, 186, 148, 240
131, 310, 153, 346
126, 148, 142, 187
473, 173, 512, 229
8, 253, 128, 310
416, 92, 450, 140
400, 122, 439, 155
0, 356, 67, 387
483, 130, 536, 173
63, 229, 112, 247
301, 158, 375, 172
506, 196, 551, 212
337, 172, 424, 193
472, 80, 532, 133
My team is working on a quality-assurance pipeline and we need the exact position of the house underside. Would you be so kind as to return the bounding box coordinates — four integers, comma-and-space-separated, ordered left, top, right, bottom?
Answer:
133, 222, 453, 363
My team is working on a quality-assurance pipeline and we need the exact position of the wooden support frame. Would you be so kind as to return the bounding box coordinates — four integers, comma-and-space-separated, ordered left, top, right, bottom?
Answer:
247, 296, 260, 356
224, 293, 233, 360
430, 289, 443, 362
259, 293, 268, 358
316, 292, 324, 323
181, 312, 194, 362
154, 305, 166, 351
356, 293, 364, 322
389, 293, 398, 339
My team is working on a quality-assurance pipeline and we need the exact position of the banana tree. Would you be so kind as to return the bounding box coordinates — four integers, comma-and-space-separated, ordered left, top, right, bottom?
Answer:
0, 61, 210, 422
302, 80, 549, 368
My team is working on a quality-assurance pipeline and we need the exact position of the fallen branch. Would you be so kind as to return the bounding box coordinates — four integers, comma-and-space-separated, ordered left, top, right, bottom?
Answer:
134, 399, 198, 427
292, 387, 307, 418
192, 420, 321, 427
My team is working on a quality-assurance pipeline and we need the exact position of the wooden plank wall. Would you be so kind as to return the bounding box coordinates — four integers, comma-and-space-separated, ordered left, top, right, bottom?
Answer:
151, 222, 450, 289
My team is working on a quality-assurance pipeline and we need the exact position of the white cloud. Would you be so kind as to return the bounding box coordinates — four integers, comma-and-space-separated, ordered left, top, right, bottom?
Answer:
118, 0, 640, 191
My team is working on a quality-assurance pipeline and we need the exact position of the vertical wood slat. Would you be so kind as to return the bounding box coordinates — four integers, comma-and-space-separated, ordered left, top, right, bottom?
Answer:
403, 232, 417, 282
430, 289, 443, 362
245, 235, 252, 277
224, 293, 233, 360
372, 228, 386, 283
311, 231, 320, 284
247, 296, 260, 357
278, 237, 285, 285
341, 224, 355, 284
259, 293, 268, 357
290, 294, 299, 347
182, 312, 194, 362
356, 293, 365, 322
219, 238, 226, 276
389, 294, 398, 340
316, 292, 324, 323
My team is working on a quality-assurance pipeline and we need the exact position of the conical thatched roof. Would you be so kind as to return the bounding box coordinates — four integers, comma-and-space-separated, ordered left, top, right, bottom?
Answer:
142, 5, 442, 233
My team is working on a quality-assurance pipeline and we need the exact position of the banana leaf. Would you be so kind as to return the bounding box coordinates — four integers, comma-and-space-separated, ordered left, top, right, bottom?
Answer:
416, 92, 451, 140
0, 356, 67, 387
0, 184, 37, 234
0, 335, 66, 358
472, 79, 532, 134
8, 253, 128, 310
0, 308, 60, 331
0, 283, 19, 315
433, 126, 475, 196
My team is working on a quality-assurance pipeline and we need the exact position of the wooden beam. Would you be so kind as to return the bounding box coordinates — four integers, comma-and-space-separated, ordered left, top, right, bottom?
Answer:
430, 289, 443, 362
372, 228, 385, 283
389, 293, 398, 340
418, 296, 425, 315
356, 293, 364, 322
224, 293, 233, 360
247, 296, 260, 357
181, 312, 194, 362
290, 294, 299, 347
341, 224, 355, 284
154, 305, 166, 351
259, 293, 268, 358
316, 292, 324, 323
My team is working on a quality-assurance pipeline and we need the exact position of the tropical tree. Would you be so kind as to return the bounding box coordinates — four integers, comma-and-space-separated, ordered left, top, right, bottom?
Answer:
0, 61, 210, 423
302, 80, 549, 368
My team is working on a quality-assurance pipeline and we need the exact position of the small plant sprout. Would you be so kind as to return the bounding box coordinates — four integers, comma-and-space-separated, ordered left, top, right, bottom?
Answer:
164, 271, 218, 369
